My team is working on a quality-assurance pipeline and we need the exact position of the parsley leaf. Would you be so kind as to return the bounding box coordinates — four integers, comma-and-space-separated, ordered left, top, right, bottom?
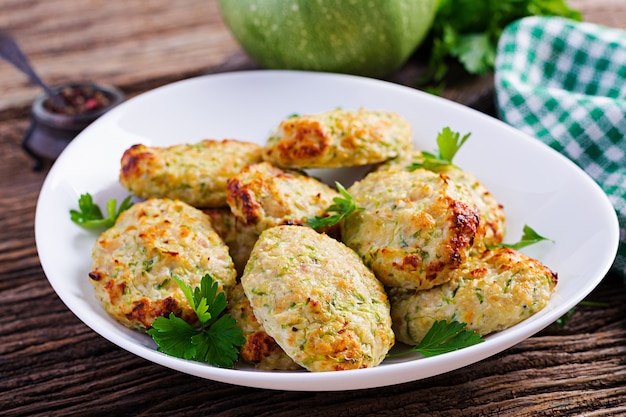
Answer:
492, 225, 553, 250
189, 274, 229, 324
437, 127, 471, 163
419, 0, 582, 84
147, 274, 245, 368
554, 301, 609, 328
70, 192, 133, 229
194, 314, 244, 368
148, 313, 199, 360
305, 182, 363, 229
554, 307, 576, 329
408, 127, 471, 171
389, 320, 484, 358
451, 32, 496, 78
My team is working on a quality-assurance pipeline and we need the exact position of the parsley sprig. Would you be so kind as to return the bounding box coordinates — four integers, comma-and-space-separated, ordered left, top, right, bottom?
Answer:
420, 0, 582, 84
70, 192, 133, 229
408, 127, 471, 172
147, 274, 245, 368
491, 224, 552, 250
388, 320, 484, 358
306, 181, 363, 229
554, 300, 609, 328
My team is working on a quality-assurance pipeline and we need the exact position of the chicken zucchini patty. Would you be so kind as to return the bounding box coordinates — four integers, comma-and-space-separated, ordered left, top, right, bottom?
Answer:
389, 247, 558, 345
378, 150, 506, 249
89, 198, 237, 330
263, 108, 412, 169
241, 225, 395, 372
119, 139, 263, 208
228, 283, 301, 370
203, 208, 260, 277
342, 168, 481, 290
226, 162, 340, 234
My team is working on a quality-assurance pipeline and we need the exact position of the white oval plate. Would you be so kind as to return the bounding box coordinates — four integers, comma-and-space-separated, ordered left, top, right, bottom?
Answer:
35, 70, 619, 391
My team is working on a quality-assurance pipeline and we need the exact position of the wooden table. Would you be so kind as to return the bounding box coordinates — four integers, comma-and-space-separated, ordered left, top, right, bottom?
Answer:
2, 1, 625, 415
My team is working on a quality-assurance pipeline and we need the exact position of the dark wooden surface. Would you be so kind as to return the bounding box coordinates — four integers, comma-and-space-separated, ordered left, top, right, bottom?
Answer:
2, 1, 625, 416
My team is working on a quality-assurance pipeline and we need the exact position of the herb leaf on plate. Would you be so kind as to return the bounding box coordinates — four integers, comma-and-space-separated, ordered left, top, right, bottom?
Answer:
491, 224, 553, 250
70, 192, 133, 229
147, 274, 245, 368
147, 313, 199, 360
389, 320, 484, 358
306, 181, 363, 229
408, 127, 471, 171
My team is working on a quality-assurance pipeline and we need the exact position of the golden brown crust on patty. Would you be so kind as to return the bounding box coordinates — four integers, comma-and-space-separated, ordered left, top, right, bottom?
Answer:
342, 168, 481, 290
443, 167, 505, 250
119, 139, 263, 208
263, 108, 412, 169
378, 150, 506, 249
389, 247, 558, 345
226, 162, 340, 234
89, 198, 236, 330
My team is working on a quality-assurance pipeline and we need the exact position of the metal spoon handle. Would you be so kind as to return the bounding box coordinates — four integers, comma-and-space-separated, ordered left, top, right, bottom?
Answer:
0, 31, 64, 107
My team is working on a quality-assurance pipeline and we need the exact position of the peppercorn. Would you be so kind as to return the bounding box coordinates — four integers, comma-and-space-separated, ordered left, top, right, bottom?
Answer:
43, 84, 112, 115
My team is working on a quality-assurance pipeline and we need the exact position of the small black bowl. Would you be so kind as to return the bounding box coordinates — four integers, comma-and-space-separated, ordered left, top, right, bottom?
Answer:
22, 82, 124, 170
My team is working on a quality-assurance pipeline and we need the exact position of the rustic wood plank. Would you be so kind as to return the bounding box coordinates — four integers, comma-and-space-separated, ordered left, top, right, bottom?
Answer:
570, 0, 626, 29
0, 0, 243, 112
2, 0, 624, 114
1, 107, 625, 416
1, 1, 626, 415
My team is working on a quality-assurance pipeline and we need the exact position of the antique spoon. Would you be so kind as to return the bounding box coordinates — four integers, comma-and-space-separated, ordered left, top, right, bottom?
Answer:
0, 31, 64, 108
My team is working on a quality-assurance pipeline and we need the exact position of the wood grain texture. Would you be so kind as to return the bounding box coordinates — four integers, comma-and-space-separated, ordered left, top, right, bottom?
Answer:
1, 1, 626, 415
0, 0, 245, 113
2, 0, 621, 114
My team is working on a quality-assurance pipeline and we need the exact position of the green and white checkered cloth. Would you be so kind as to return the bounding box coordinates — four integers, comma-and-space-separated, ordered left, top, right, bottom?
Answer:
495, 16, 626, 280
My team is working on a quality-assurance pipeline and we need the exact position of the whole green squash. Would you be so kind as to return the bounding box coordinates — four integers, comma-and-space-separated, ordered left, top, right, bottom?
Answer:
218, 0, 438, 78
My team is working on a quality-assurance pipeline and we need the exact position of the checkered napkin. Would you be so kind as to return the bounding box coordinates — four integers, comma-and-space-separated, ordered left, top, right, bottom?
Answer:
494, 16, 626, 279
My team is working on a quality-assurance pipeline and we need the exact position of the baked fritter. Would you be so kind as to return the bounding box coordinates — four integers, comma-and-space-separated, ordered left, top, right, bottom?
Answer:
226, 162, 340, 234
119, 139, 263, 208
262, 108, 412, 169
89, 198, 237, 330
443, 167, 505, 250
203, 208, 259, 277
228, 283, 301, 370
389, 247, 558, 345
378, 150, 506, 249
241, 225, 395, 372
342, 168, 481, 290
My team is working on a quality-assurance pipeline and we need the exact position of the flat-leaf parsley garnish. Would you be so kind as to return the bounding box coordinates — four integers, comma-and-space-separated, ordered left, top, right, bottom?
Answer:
491, 224, 553, 250
147, 274, 245, 368
420, 0, 581, 85
306, 181, 363, 229
408, 127, 471, 172
388, 320, 484, 358
554, 300, 608, 328
70, 192, 133, 229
